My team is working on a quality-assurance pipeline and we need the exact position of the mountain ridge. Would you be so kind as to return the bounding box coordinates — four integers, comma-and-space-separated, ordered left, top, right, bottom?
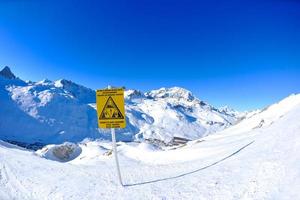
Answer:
0, 66, 249, 144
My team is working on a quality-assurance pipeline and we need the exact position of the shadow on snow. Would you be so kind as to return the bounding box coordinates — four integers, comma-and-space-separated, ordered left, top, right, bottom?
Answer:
124, 140, 255, 187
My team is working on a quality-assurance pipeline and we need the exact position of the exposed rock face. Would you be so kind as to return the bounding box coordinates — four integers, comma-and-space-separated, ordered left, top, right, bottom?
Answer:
0, 66, 16, 79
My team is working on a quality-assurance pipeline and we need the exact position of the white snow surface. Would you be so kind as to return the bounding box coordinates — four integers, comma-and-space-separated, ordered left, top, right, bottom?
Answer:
0, 93, 300, 199
0, 69, 242, 144
124, 87, 240, 143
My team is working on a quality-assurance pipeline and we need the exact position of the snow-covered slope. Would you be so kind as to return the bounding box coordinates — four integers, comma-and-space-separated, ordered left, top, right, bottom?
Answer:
0, 67, 241, 144
0, 93, 299, 199
0, 73, 98, 143
215, 93, 300, 134
125, 87, 240, 144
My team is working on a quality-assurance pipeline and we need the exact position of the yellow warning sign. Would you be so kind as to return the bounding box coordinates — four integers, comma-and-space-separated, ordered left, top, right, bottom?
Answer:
96, 88, 126, 129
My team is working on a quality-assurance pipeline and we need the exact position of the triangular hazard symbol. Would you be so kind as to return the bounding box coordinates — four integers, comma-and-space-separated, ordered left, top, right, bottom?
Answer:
99, 96, 124, 120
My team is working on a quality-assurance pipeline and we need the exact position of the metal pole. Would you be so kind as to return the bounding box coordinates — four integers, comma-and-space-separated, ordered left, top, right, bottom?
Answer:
111, 128, 123, 186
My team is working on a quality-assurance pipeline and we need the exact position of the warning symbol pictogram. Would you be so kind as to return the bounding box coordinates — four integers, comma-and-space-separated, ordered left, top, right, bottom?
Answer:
100, 97, 124, 119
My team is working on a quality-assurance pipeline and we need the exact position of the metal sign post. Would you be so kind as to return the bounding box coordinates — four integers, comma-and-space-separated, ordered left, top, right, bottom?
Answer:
111, 128, 123, 186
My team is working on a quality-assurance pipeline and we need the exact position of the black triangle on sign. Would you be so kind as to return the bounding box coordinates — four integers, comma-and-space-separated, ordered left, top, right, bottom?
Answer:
99, 96, 124, 120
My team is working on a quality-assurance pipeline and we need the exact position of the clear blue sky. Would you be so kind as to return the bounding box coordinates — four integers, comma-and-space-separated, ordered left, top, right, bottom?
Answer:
0, 0, 299, 111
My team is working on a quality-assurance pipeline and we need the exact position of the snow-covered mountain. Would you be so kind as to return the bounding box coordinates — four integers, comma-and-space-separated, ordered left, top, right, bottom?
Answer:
0, 87, 299, 199
0, 66, 243, 144
0, 68, 98, 144
125, 87, 241, 144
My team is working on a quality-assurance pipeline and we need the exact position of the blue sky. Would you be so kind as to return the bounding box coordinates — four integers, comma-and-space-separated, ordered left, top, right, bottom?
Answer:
0, 0, 299, 111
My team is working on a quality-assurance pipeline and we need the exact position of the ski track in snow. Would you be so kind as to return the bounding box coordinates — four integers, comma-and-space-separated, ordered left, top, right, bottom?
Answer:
1, 99, 300, 200
1, 69, 300, 199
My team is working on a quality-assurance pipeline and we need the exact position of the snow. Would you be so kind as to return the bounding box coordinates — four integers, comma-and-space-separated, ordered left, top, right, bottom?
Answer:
146, 87, 196, 102
1, 93, 300, 199
2, 67, 299, 199
124, 86, 242, 143
0, 80, 98, 143
215, 93, 300, 134
0, 68, 243, 144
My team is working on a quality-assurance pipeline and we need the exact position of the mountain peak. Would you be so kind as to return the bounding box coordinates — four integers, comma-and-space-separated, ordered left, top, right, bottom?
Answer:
54, 78, 96, 104
147, 87, 196, 102
219, 106, 235, 113
37, 79, 53, 85
0, 66, 16, 79
54, 79, 74, 88
125, 89, 144, 100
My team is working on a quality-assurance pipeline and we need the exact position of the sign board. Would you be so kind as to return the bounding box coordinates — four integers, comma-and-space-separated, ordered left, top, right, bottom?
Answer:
96, 88, 126, 129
